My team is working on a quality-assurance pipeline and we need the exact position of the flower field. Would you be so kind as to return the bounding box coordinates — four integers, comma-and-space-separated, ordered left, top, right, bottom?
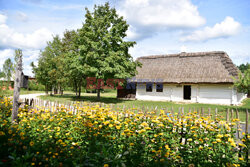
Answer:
0, 97, 249, 167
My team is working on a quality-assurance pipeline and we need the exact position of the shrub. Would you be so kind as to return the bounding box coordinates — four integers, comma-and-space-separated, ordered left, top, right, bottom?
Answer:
28, 80, 45, 91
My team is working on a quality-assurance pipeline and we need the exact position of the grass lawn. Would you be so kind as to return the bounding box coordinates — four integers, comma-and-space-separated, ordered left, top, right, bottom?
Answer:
0, 89, 45, 97
39, 90, 250, 123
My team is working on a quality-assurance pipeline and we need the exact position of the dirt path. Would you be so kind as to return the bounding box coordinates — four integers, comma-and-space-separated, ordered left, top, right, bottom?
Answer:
19, 93, 45, 100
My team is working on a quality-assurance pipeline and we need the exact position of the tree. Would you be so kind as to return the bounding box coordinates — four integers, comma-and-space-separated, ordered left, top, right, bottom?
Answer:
32, 35, 66, 95
238, 63, 250, 73
0, 70, 4, 78
2, 58, 14, 89
62, 30, 85, 97
234, 68, 250, 95
79, 3, 139, 100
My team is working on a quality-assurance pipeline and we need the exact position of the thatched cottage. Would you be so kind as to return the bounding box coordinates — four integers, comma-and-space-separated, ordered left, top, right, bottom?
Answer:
119, 51, 247, 105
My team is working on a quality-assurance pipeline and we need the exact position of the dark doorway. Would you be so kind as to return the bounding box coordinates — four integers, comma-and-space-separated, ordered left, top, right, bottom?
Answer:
183, 85, 191, 100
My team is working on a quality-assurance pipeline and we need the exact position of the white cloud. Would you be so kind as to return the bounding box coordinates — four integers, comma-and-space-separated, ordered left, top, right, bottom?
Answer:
118, 0, 205, 40
16, 12, 28, 22
180, 45, 187, 52
0, 14, 53, 49
23, 49, 40, 62
0, 49, 14, 70
0, 14, 7, 24
181, 17, 241, 42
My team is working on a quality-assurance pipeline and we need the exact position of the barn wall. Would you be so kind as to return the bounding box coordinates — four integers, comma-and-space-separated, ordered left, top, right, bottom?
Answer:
136, 83, 246, 105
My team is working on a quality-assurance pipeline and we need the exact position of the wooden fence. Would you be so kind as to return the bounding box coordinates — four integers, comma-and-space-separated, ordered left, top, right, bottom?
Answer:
22, 97, 249, 134
20, 97, 249, 162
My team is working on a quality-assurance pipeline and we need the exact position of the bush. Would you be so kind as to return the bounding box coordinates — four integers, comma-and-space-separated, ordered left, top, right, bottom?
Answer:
28, 80, 45, 91
0, 97, 249, 166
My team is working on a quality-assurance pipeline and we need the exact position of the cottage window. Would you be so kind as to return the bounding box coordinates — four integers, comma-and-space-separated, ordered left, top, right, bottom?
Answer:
146, 83, 152, 92
156, 83, 163, 92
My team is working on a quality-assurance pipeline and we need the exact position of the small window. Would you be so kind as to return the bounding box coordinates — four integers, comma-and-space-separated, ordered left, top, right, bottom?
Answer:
156, 83, 163, 92
146, 83, 152, 92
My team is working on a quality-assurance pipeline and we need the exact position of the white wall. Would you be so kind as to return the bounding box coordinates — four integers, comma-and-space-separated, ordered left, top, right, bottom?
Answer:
198, 85, 232, 105
136, 83, 247, 105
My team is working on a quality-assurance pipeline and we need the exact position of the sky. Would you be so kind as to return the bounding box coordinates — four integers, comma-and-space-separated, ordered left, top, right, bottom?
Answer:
0, 0, 249, 76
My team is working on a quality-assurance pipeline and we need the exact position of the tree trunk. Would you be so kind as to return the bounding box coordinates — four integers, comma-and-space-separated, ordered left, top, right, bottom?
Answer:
12, 55, 22, 123
60, 86, 63, 95
97, 89, 100, 101
74, 80, 78, 96
78, 79, 82, 98
45, 84, 48, 95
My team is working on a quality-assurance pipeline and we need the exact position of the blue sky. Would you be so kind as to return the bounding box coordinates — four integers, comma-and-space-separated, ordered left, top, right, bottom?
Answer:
0, 0, 249, 76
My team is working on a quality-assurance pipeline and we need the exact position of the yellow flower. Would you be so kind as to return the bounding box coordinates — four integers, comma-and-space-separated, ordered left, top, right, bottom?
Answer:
187, 138, 192, 142
104, 164, 109, 167
130, 143, 135, 146
216, 134, 223, 138
216, 139, 221, 143
30, 141, 34, 147
239, 157, 244, 161
31, 163, 35, 166
165, 145, 170, 150
238, 143, 246, 147
138, 129, 146, 134
8, 130, 12, 134
228, 138, 233, 143
116, 126, 121, 130
0, 131, 5, 136
164, 152, 170, 157
230, 142, 236, 147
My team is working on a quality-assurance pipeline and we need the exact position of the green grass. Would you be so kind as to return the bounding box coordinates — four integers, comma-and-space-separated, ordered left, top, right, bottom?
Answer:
0, 89, 45, 97
39, 91, 250, 122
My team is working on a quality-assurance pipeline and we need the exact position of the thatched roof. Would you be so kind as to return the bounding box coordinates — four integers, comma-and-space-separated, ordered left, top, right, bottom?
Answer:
132, 51, 239, 84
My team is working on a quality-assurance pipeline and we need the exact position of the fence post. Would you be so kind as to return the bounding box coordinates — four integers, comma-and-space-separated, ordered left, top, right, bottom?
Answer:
215, 108, 218, 120
246, 109, 248, 134
178, 107, 181, 120
246, 109, 249, 163
165, 107, 168, 115
236, 109, 240, 138
226, 109, 229, 122
201, 108, 204, 117
231, 109, 234, 120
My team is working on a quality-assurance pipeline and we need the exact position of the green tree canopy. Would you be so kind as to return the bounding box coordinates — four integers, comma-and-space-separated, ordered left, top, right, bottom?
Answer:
79, 2, 140, 99
3, 58, 14, 81
62, 30, 85, 97
238, 63, 250, 73
0, 69, 4, 78
234, 68, 250, 95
